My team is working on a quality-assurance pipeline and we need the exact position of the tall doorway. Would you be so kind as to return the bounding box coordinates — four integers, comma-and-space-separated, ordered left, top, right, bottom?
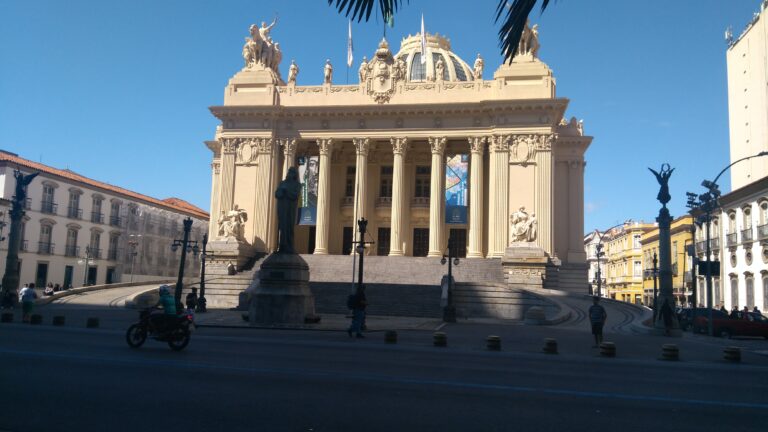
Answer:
377, 228, 391, 256
307, 226, 316, 254
449, 228, 467, 258
63, 266, 74, 289
87, 266, 98, 286
413, 228, 429, 257
342, 227, 353, 255
35, 263, 48, 288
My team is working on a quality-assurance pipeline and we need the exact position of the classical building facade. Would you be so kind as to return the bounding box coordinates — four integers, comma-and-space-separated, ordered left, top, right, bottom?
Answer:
726, 0, 768, 190
603, 222, 654, 304
641, 216, 694, 307
206, 23, 592, 287
584, 230, 605, 291
0, 151, 208, 288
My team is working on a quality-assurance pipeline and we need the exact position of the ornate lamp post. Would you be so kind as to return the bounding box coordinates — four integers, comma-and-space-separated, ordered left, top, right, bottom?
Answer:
1, 170, 38, 307
127, 236, 140, 283
652, 251, 658, 322
196, 232, 213, 313
82, 246, 93, 286
593, 222, 627, 298
351, 218, 374, 294
440, 236, 460, 323
687, 151, 768, 336
171, 217, 199, 311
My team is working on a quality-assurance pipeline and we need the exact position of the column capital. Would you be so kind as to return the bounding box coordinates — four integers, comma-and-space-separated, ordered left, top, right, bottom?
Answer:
281, 138, 297, 156
468, 136, 487, 154
353, 137, 370, 156
489, 135, 510, 153
428, 137, 447, 155
317, 138, 335, 156
221, 137, 241, 153
211, 162, 221, 175
390, 137, 409, 155
516, 133, 556, 151
252, 137, 275, 154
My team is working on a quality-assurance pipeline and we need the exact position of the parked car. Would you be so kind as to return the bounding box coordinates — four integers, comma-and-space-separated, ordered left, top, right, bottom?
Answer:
693, 311, 768, 338
677, 308, 724, 331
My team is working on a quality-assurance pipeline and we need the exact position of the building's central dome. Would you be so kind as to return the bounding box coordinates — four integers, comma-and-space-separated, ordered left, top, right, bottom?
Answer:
394, 33, 475, 82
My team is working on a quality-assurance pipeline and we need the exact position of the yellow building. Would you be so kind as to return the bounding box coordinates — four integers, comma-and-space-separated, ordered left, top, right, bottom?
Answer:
604, 222, 655, 304
640, 216, 694, 307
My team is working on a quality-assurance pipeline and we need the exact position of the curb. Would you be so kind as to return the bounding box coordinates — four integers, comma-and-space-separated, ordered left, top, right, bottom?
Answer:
36, 279, 174, 306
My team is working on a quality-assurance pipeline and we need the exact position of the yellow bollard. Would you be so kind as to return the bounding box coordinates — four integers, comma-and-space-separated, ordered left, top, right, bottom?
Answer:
661, 344, 679, 361
433, 332, 447, 347
543, 338, 558, 354
599, 342, 616, 357
723, 346, 741, 363
486, 335, 501, 351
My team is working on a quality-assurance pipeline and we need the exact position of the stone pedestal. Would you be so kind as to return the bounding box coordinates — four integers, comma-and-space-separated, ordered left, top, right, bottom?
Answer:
249, 253, 316, 325
208, 238, 256, 270
501, 242, 551, 290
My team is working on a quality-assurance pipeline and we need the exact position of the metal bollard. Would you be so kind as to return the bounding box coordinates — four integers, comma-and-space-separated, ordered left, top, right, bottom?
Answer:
30, 314, 43, 325
599, 342, 616, 357
723, 346, 741, 363
661, 344, 679, 361
86, 317, 100, 328
384, 330, 398, 344
542, 338, 558, 354
433, 332, 447, 347
1, 313, 13, 323
486, 335, 501, 351
52, 316, 66, 326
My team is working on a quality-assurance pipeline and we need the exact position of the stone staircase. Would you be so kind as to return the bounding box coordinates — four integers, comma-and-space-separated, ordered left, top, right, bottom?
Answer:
556, 263, 589, 294
185, 260, 262, 309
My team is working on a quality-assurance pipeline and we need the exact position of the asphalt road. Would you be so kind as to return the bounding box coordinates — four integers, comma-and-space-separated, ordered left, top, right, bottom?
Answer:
2, 322, 767, 432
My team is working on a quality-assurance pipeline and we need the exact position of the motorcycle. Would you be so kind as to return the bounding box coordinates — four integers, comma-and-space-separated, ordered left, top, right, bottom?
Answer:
125, 309, 195, 351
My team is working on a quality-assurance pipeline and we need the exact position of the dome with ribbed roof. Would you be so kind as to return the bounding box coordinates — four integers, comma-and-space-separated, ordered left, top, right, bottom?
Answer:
393, 33, 475, 82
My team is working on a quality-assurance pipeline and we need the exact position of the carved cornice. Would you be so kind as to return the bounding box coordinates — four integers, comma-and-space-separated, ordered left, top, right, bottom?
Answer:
390, 137, 408, 155
428, 137, 447, 155
353, 137, 370, 156
468, 136, 487, 154
317, 138, 335, 156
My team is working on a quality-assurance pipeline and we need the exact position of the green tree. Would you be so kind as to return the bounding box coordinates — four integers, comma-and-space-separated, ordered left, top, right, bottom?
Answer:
327, 0, 552, 64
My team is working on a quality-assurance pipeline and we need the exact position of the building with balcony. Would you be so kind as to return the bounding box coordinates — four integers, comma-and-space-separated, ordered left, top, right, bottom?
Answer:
640, 216, 694, 307
584, 230, 606, 292
0, 150, 208, 288
601, 221, 655, 304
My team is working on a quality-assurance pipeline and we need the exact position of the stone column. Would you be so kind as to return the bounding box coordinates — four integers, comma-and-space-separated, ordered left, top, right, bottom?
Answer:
487, 135, 509, 258
266, 141, 283, 252
314, 139, 334, 255
218, 138, 238, 217
567, 159, 586, 262
389, 137, 408, 256
427, 137, 446, 257
467, 136, 486, 258
252, 137, 276, 252
352, 138, 370, 251
208, 160, 221, 238
534, 134, 554, 255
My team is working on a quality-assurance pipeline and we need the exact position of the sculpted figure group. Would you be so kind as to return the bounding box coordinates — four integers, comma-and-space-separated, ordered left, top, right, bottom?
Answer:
218, 205, 248, 242
516, 20, 540, 58
510, 206, 537, 243
242, 18, 283, 73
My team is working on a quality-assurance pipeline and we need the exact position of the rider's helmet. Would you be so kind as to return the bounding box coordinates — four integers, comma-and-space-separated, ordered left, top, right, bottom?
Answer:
158, 285, 171, 296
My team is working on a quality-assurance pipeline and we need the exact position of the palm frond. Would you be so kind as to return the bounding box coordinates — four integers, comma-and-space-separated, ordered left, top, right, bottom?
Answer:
496, 0, 551, 64
327, 0, 405, 23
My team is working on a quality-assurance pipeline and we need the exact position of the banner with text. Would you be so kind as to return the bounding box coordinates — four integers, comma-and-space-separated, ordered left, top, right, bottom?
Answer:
298, 156, 318, 225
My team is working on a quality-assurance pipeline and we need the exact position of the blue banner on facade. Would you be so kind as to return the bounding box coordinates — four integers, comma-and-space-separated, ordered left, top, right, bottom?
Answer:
298, 156, 318, 225
445, 154, 468, 224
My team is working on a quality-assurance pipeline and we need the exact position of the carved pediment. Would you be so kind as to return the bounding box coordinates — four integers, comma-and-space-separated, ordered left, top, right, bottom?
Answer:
361, 38, 405, 104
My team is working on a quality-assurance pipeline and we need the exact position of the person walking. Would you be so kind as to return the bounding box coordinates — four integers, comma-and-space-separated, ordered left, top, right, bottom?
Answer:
185, 288, 198, 313
588, 296, 607, 347
347, 285, 367, 339
19, 284, 38, 323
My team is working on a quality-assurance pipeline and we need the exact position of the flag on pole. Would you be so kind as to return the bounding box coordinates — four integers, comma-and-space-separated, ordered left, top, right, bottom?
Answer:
347, 20, 354, 68
420, 14, 427, 64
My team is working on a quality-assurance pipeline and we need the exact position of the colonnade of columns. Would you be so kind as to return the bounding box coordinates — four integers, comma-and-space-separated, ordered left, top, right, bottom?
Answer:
214, 133, 558, 258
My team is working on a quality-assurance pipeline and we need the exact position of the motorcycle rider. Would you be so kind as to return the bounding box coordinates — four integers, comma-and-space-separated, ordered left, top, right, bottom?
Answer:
152, 285, 177, 333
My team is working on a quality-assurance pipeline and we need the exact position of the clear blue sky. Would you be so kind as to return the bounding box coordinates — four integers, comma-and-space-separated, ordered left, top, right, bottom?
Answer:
0, 0, 761, 233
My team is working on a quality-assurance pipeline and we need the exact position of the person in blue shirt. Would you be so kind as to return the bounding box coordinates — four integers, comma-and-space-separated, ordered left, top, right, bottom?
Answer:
588, 296, 607, 347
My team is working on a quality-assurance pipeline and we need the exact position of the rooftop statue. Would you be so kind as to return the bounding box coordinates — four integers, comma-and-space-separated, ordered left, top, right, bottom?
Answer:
324, 59, 333, 84
287, 60, 298, 84
473, 54, 484, 80
359, 56, 369, 83
516, 20, 540, 59
649, 164, 674, 207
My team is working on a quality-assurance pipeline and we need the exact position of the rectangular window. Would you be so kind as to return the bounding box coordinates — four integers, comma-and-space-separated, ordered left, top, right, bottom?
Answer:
633, 261, 642, 277
415, 166, 430, 198
377, 228, 391, 256
449, 228, 467, 258
380, 166, 393, 198
345, 166, 356, 198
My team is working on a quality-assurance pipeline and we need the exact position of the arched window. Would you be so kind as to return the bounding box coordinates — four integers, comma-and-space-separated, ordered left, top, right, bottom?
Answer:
730, 276, 739, 310
38, 221, 54, 254
65, 227, 79, 257
763, 274, 768, 311
450, 55, 468, 81
743, 206, 752, 229
728, 212, 736, 233
410, 53, 426, 81
714, 278, 721, 307
760, 200, 768, 225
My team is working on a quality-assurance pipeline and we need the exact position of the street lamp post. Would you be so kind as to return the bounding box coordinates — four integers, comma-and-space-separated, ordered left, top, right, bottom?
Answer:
351, 218, 373, 294
593, 222, 627, 298
688, 150, 768, 336
197, 233, 213, 313
82, 246, 93, 287
127, 237, 140, 283
441, 236, 460, 323
652, 252, 658, 322
171, 217, 199, 311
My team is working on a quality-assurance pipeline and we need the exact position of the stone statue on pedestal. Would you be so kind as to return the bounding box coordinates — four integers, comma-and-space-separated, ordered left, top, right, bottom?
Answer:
324, 59, 333, 84
275, 167, 300, 253
510, 206, 537, 243
649, 164, 674, 207
516, 20, 540, 59
473, 54, 484, 80
287, 60, 298, 84
241, 18, 283, 81
435, 57, 445, 81
359, 56, 369, 83
217, 205, 248, 242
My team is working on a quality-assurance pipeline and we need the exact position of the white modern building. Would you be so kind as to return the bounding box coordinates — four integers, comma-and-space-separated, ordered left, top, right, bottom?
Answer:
0, 150, 209, 288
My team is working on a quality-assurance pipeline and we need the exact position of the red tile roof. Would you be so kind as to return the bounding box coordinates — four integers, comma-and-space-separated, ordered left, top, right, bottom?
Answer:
0, 151, 209, 220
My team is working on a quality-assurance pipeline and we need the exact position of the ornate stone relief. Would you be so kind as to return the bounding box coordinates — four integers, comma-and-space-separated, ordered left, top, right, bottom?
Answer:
317, 139, 334, 156
361, 39, 406, 104
281, 138, 297, 156
211, 162, 221, 175
490, 135, 510, 153
509, 206, 537, 243
221, 137, 241, 153
429, 137, 447, 155
509, 135, 534, 164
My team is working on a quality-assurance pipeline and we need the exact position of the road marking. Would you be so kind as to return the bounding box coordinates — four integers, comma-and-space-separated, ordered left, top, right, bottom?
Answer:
1, 347, 767, 410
